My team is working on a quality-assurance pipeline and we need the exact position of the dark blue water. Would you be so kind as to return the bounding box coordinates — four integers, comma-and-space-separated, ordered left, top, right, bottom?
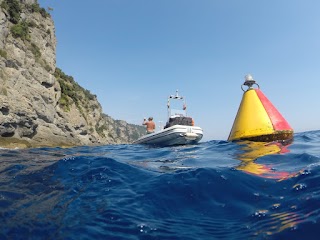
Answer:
1, 130, 320, 239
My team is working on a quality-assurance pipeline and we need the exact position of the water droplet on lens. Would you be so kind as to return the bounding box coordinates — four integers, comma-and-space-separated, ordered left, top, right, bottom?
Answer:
292, 183, 306, 191
272, 203, 280, 209
253, 209, 268, 218
220, 175, 227, 180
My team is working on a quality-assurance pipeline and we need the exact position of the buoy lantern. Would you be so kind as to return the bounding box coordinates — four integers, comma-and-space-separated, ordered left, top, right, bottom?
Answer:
228, 74, 294, 142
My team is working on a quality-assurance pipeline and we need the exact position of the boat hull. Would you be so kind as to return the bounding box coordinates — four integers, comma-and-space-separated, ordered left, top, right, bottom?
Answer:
133, 125, 203, 146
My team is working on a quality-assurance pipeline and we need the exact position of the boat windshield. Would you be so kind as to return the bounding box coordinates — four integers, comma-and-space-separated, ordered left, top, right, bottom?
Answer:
170, 108, 186, 118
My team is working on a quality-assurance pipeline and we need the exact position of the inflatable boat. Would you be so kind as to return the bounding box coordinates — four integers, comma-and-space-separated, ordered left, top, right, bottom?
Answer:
133, 90, 203, 146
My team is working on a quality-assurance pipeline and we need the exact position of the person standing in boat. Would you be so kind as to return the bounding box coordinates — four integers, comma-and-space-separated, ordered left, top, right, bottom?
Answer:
143, 117, 155, 134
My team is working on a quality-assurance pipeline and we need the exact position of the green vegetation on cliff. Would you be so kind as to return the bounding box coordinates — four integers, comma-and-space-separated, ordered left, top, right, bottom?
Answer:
0, 0, 146, 147
11, 20, 30, 40
1, 0, 49, 24
1, 0, 21, 24
1, 0, 49, 41
0, 49, 7, 59
27, 1, 50, 18
54, 68, 98, 116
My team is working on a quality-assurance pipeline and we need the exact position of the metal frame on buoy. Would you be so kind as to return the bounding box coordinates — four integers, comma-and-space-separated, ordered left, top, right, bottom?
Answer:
241, 74, 260, 92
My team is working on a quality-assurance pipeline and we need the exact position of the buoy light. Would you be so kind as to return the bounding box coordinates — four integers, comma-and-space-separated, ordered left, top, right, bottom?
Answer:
241, 74, 260, 91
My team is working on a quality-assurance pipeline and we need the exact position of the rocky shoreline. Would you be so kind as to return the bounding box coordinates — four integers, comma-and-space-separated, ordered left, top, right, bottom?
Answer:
0, 0, 145, 148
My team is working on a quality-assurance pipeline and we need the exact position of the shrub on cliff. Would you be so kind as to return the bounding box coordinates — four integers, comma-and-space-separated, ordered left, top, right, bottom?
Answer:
54, 68, 98, 114
27, 2, 50, 18
0, 49, 7, 59
30, 42, 41, 59
1, 0, 21, 24
11, 20, 30, 41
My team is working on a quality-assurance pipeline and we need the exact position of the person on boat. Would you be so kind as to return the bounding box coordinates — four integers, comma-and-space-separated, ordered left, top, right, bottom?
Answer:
143, 117, 155, 134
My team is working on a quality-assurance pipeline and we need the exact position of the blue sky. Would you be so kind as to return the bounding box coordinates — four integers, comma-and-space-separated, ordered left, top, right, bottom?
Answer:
38, 0, 320, 141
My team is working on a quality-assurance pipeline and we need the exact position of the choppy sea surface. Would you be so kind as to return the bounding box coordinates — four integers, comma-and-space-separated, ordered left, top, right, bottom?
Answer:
1, 130, 320, 239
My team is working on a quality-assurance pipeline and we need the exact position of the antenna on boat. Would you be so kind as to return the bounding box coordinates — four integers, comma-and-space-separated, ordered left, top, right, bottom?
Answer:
174, 90, 183, 99
169, 90, 184, 100
175, 89, 179, 98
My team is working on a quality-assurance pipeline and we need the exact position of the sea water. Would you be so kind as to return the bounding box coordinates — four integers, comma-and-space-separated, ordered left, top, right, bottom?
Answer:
1, 130, 320, 239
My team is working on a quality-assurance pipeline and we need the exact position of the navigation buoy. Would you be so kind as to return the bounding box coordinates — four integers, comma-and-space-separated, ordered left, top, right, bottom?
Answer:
228, 74, 293, 142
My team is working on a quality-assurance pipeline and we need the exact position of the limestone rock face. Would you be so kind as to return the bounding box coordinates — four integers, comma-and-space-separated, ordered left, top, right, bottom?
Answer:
0, 0, 145, 148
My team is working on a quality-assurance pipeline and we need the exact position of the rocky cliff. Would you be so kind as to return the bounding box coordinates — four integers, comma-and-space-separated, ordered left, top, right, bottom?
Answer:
0, 0, 145, 148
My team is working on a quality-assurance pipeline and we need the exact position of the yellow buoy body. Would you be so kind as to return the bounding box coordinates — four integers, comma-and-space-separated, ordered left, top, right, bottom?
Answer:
228, 88, 293, 142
